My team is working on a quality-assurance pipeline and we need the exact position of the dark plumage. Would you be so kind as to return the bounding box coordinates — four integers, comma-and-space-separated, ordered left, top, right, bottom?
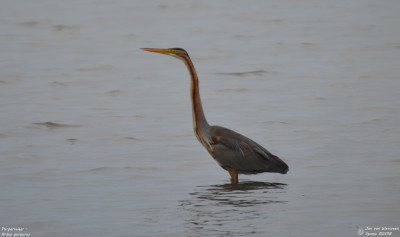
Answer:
210, 126, 288, 175
141, 47, 289, 184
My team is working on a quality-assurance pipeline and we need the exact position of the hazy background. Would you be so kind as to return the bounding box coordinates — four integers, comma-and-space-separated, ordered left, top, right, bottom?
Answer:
1, 1, 399, 236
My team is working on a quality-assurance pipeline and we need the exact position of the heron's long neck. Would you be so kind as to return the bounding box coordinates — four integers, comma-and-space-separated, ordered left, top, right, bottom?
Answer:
181, 55, 212, 151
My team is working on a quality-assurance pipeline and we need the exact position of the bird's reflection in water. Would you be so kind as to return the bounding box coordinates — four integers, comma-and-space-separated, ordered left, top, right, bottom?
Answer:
180, 181, 288, 236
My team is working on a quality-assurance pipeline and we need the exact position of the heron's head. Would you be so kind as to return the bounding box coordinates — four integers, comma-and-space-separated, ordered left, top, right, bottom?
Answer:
141, 48, 188, 60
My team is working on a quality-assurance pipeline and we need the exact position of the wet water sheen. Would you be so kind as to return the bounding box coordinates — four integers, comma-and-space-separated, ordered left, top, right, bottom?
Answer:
181, 182, 288, 236
1, 0, 399, 236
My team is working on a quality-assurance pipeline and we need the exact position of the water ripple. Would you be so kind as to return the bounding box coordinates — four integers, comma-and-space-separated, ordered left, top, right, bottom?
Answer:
180, 181, 287, 236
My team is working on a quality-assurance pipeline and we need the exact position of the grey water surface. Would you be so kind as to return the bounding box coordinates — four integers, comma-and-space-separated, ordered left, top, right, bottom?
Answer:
1, 1, 399, 236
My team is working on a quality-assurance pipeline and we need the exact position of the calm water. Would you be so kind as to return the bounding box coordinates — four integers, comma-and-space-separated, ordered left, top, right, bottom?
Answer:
1, 1, 399, 236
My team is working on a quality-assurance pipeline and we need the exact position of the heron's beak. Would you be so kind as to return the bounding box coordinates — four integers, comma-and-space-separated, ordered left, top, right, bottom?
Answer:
141, 48, 175, 55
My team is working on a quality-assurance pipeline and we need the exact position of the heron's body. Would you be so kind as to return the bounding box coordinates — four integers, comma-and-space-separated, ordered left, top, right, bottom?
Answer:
141, 48, 288, 184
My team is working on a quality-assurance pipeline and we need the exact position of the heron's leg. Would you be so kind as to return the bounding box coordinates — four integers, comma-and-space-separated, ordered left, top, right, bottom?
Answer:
227, 168, 238, 184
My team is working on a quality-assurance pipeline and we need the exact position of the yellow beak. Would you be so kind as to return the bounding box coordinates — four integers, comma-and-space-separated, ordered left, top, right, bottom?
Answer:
141, 48, 174, 55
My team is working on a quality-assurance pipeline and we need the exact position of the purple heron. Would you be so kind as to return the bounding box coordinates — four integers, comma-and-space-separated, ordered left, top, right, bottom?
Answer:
141, 48, 288, 184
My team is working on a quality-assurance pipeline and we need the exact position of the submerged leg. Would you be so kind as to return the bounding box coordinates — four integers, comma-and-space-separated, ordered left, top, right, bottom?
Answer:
227, 168, 238, 184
